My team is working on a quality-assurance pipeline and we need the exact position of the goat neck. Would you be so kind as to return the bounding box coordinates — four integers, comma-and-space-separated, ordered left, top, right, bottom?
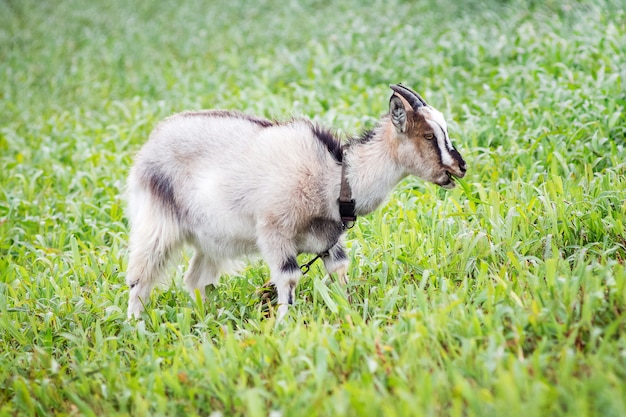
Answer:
343, 117, 407, 216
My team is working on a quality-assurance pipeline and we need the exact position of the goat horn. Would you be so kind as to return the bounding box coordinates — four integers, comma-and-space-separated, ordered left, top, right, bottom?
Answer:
389, 84, 427, 109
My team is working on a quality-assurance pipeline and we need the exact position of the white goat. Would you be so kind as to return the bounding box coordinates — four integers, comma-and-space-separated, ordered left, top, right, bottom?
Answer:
125, 84, 467, 319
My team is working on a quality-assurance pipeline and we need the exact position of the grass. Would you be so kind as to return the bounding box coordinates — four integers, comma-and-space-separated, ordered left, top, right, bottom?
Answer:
1, 0, 625, 415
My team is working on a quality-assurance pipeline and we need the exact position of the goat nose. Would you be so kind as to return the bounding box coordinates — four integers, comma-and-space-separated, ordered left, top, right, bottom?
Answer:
457, 163, 467, 177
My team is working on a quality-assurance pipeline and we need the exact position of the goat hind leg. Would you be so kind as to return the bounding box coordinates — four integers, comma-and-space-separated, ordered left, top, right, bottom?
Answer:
126, 241, 173, 319
184, 252, 220, 301
126, 215, 180, 318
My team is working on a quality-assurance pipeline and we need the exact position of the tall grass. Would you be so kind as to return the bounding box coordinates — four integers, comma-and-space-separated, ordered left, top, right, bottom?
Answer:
1, 0, 625, 415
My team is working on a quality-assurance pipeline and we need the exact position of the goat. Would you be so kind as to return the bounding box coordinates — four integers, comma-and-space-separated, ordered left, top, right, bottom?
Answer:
125, 84, 467, 319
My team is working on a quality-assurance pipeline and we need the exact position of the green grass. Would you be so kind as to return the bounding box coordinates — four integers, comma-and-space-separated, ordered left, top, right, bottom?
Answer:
1, 0, 625, 415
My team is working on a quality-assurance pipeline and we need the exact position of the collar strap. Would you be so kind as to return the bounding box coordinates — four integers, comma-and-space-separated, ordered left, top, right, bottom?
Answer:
339, 147, 356, 229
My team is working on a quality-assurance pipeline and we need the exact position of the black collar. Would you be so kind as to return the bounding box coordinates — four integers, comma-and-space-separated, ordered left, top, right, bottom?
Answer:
338, 147, 356, 229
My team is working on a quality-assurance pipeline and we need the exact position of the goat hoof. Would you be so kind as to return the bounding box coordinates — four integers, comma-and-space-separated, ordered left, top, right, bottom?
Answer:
276, 304, 289, 322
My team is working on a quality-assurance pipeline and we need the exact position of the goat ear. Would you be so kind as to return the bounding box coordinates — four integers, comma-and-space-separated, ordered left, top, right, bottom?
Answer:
390, 95, 407, 133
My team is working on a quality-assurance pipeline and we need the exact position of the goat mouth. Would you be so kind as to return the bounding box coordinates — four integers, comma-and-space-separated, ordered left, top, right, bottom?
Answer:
439, 172, 456, 189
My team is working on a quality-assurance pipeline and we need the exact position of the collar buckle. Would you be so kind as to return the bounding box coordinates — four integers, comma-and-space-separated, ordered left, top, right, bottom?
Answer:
339, 199, 356, 229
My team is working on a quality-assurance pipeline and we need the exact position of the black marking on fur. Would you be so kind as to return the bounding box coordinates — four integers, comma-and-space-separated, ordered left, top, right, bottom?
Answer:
182, 110, 274, 128
281, 256, 300, 274
244, 114, 274, 128
433, 122, 465, 168
450, 147, 466, 168
146, 168, 180, 218
311, 125, 343, 162
354, 128, 375, 145
287, 280, 296, 305
308, 217, 345, 251
329, 245, 347, 261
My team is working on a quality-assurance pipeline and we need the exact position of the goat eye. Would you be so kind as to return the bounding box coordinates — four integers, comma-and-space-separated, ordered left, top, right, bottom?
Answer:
424, 133, 434, 140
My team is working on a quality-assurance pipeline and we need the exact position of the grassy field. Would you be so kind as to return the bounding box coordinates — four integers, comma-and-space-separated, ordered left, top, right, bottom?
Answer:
1, 0, 625, 415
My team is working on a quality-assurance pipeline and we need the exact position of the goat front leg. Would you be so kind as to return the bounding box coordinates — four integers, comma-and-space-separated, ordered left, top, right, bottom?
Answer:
322, 236, 349, 286
273, 255, 301, 320
257, 230, 301, 320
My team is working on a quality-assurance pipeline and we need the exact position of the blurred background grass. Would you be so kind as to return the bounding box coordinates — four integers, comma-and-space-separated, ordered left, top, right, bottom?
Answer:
1, 0, 625, 415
